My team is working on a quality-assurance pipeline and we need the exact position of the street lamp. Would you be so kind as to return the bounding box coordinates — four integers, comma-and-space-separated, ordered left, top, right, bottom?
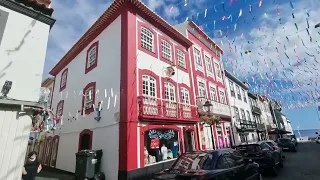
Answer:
1, 80, 12, 98
202, 100, 216, 149
315, 22, 320, 28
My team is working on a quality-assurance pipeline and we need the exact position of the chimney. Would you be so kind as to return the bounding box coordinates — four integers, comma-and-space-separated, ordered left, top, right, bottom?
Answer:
35, 0, 52, 8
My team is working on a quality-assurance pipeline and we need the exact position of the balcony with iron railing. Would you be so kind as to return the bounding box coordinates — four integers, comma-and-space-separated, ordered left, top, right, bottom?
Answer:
235, 119, 257, 131
196, 97, 231, 118
137, 96, 199, 124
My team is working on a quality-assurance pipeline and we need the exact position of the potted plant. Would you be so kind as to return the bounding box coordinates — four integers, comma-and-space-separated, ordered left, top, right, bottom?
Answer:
200, 115, 222, 125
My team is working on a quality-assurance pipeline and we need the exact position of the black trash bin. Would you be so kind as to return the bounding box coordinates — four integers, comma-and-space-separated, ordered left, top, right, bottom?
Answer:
75, 149, 104, 180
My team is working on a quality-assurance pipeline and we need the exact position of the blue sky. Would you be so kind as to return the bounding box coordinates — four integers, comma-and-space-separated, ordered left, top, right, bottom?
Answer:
44, 0, 320, 129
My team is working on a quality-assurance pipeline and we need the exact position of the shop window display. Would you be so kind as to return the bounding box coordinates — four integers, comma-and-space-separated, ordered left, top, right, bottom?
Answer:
144, 129, 179, 165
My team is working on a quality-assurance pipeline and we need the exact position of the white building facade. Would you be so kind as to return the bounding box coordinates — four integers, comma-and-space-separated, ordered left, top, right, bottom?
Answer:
0, 0, 55, 180
224, 71, 258, 145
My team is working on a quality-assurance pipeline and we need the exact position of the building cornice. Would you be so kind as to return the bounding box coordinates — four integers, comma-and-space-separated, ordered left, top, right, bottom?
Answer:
0, 0, 55, 28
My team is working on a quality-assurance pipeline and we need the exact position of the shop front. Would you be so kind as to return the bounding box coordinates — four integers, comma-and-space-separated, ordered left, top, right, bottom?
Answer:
139, 124, 199, 168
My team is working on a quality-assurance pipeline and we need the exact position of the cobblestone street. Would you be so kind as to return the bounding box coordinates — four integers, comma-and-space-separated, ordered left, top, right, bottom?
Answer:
265, 142, 320, 180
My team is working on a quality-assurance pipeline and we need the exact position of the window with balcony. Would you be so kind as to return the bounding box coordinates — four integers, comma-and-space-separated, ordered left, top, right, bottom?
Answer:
177, 50, 186, 68
142, 75, 156, 97
246, 110, 251, 121
181, 87, 190, 104
82, 82, 96, 115
229, 81, 235, 97
164, 82, 176, 101
60, 69, 68, 91
236, 85, 241, 100
198, 80, 207, 98
219, 90, 226, 104
240, 108, 246, 120
141, 27, 154, 52
161, 40, 172, 61
194, 47, 203, 68
214, 62, 222, 79
242, 89, 247, 103
85, 41, 98, 74
234, 107, 240, 119
209, 85, 217, 101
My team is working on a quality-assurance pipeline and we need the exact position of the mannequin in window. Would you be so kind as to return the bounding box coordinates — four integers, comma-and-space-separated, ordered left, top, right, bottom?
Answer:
144, 146, 149, 165
171, 140, 179, 158
161, 144, 168, 160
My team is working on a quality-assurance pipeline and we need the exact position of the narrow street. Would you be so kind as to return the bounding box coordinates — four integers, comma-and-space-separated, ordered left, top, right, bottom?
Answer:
265, 142, 320, 180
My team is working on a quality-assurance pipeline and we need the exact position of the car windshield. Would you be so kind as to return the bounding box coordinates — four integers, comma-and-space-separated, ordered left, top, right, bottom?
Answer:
171, 152, 217, 170
279, 138, 291, 143
266, 142, 275, 147
236, 144, 261, 154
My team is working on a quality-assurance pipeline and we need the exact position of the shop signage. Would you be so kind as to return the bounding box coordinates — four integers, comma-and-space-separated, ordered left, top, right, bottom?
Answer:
150, 139, 159, 149
148, 129, 175, 140
0, 9, 9, 46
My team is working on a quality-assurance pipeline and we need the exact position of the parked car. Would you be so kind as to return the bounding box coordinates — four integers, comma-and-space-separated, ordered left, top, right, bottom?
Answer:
260, 140, 285, 160
315, 136, 320, 143
152, 149, 262, 180
287, 134, 298, 146
235, 142, 283, 176
277, 138, 297, 152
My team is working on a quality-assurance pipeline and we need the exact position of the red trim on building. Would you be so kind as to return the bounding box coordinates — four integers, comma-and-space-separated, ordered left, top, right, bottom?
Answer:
78, 129, 93, 151
139, 124, 183, 167
158, 34, 175, 64
137, 21, 158, 58
81, 82, 96, 115
119, 8, 138, 172
59, 69, 68, 92
138, 69, 160, 97
175, 45, 189, 73
49, 79, 55, 109
212, 125, 219, 149
85, 41, 99, 74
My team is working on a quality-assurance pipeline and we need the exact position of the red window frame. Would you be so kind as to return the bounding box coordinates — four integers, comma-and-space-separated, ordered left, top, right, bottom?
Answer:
81, 82, 96, 115
158, 34, 175, 64
161, 77, 178, 101
59, 69, 68, 91
138, 69, 160, 97
78, 129, 93, 151
137, 21, 158, 58
85, 41, 99, 74
56, 100, 64, 117
49, 135, 60, 167
175, 45, 189, 73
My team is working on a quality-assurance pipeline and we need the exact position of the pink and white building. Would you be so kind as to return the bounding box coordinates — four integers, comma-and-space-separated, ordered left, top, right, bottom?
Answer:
44, 0, 231, 179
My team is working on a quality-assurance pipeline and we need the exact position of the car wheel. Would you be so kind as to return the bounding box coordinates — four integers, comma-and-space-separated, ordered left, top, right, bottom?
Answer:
269, 162, 278, 176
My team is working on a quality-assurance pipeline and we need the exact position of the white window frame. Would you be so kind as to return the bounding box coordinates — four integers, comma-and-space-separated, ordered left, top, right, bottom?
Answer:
213, 58, 223, 83
229, 80, 235, 97
235, 85, 242, 100
177, 50, 186, 68
142, 75, 156, 97
197, 78, 207, 99
209, 84, 217, 102
164, 82, 176, 102
240, 108, 246, 120
84, 87, 94, 110
242, 89, 247, 103
204, 52, 215, 79
219, 89, 226, 104
141, 27, 154, 52
161, 40, 172, 61
181, 87, 190, 104
193, 46, 203, 70
87, 46, 97, 68
57, 102, 63, 116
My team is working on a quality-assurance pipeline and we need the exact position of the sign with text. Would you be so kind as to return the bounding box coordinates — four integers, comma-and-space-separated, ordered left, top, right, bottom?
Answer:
150, 139, 159, 149
0, 9, 9, 46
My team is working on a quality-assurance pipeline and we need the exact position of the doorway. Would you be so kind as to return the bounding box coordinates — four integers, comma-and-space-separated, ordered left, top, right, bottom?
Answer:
184, 130, 195, 152
79, 134, 91, 150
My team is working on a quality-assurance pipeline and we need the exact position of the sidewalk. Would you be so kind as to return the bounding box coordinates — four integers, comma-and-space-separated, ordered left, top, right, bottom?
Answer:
35, 168, 74, 180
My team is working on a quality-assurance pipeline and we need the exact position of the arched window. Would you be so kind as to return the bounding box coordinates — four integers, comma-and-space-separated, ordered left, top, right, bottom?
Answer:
142, 75, 156, 97
141, 27, 154, 52
164, 82, 175, 101
181, 88, 190, 104
44, 137, 52, 166
84, 87, 94, 110
56, 100, 64, 117
161, 40, 172, 61
78, 129, 93, 151
82, 82, 96, 115
60, 69, 68, 91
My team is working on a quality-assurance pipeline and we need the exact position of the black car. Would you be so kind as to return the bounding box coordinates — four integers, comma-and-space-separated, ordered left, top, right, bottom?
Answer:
261, 140, 285, 160
277, 138, 297, 152
152, 149, 262, 180
236, 142, 283, 176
